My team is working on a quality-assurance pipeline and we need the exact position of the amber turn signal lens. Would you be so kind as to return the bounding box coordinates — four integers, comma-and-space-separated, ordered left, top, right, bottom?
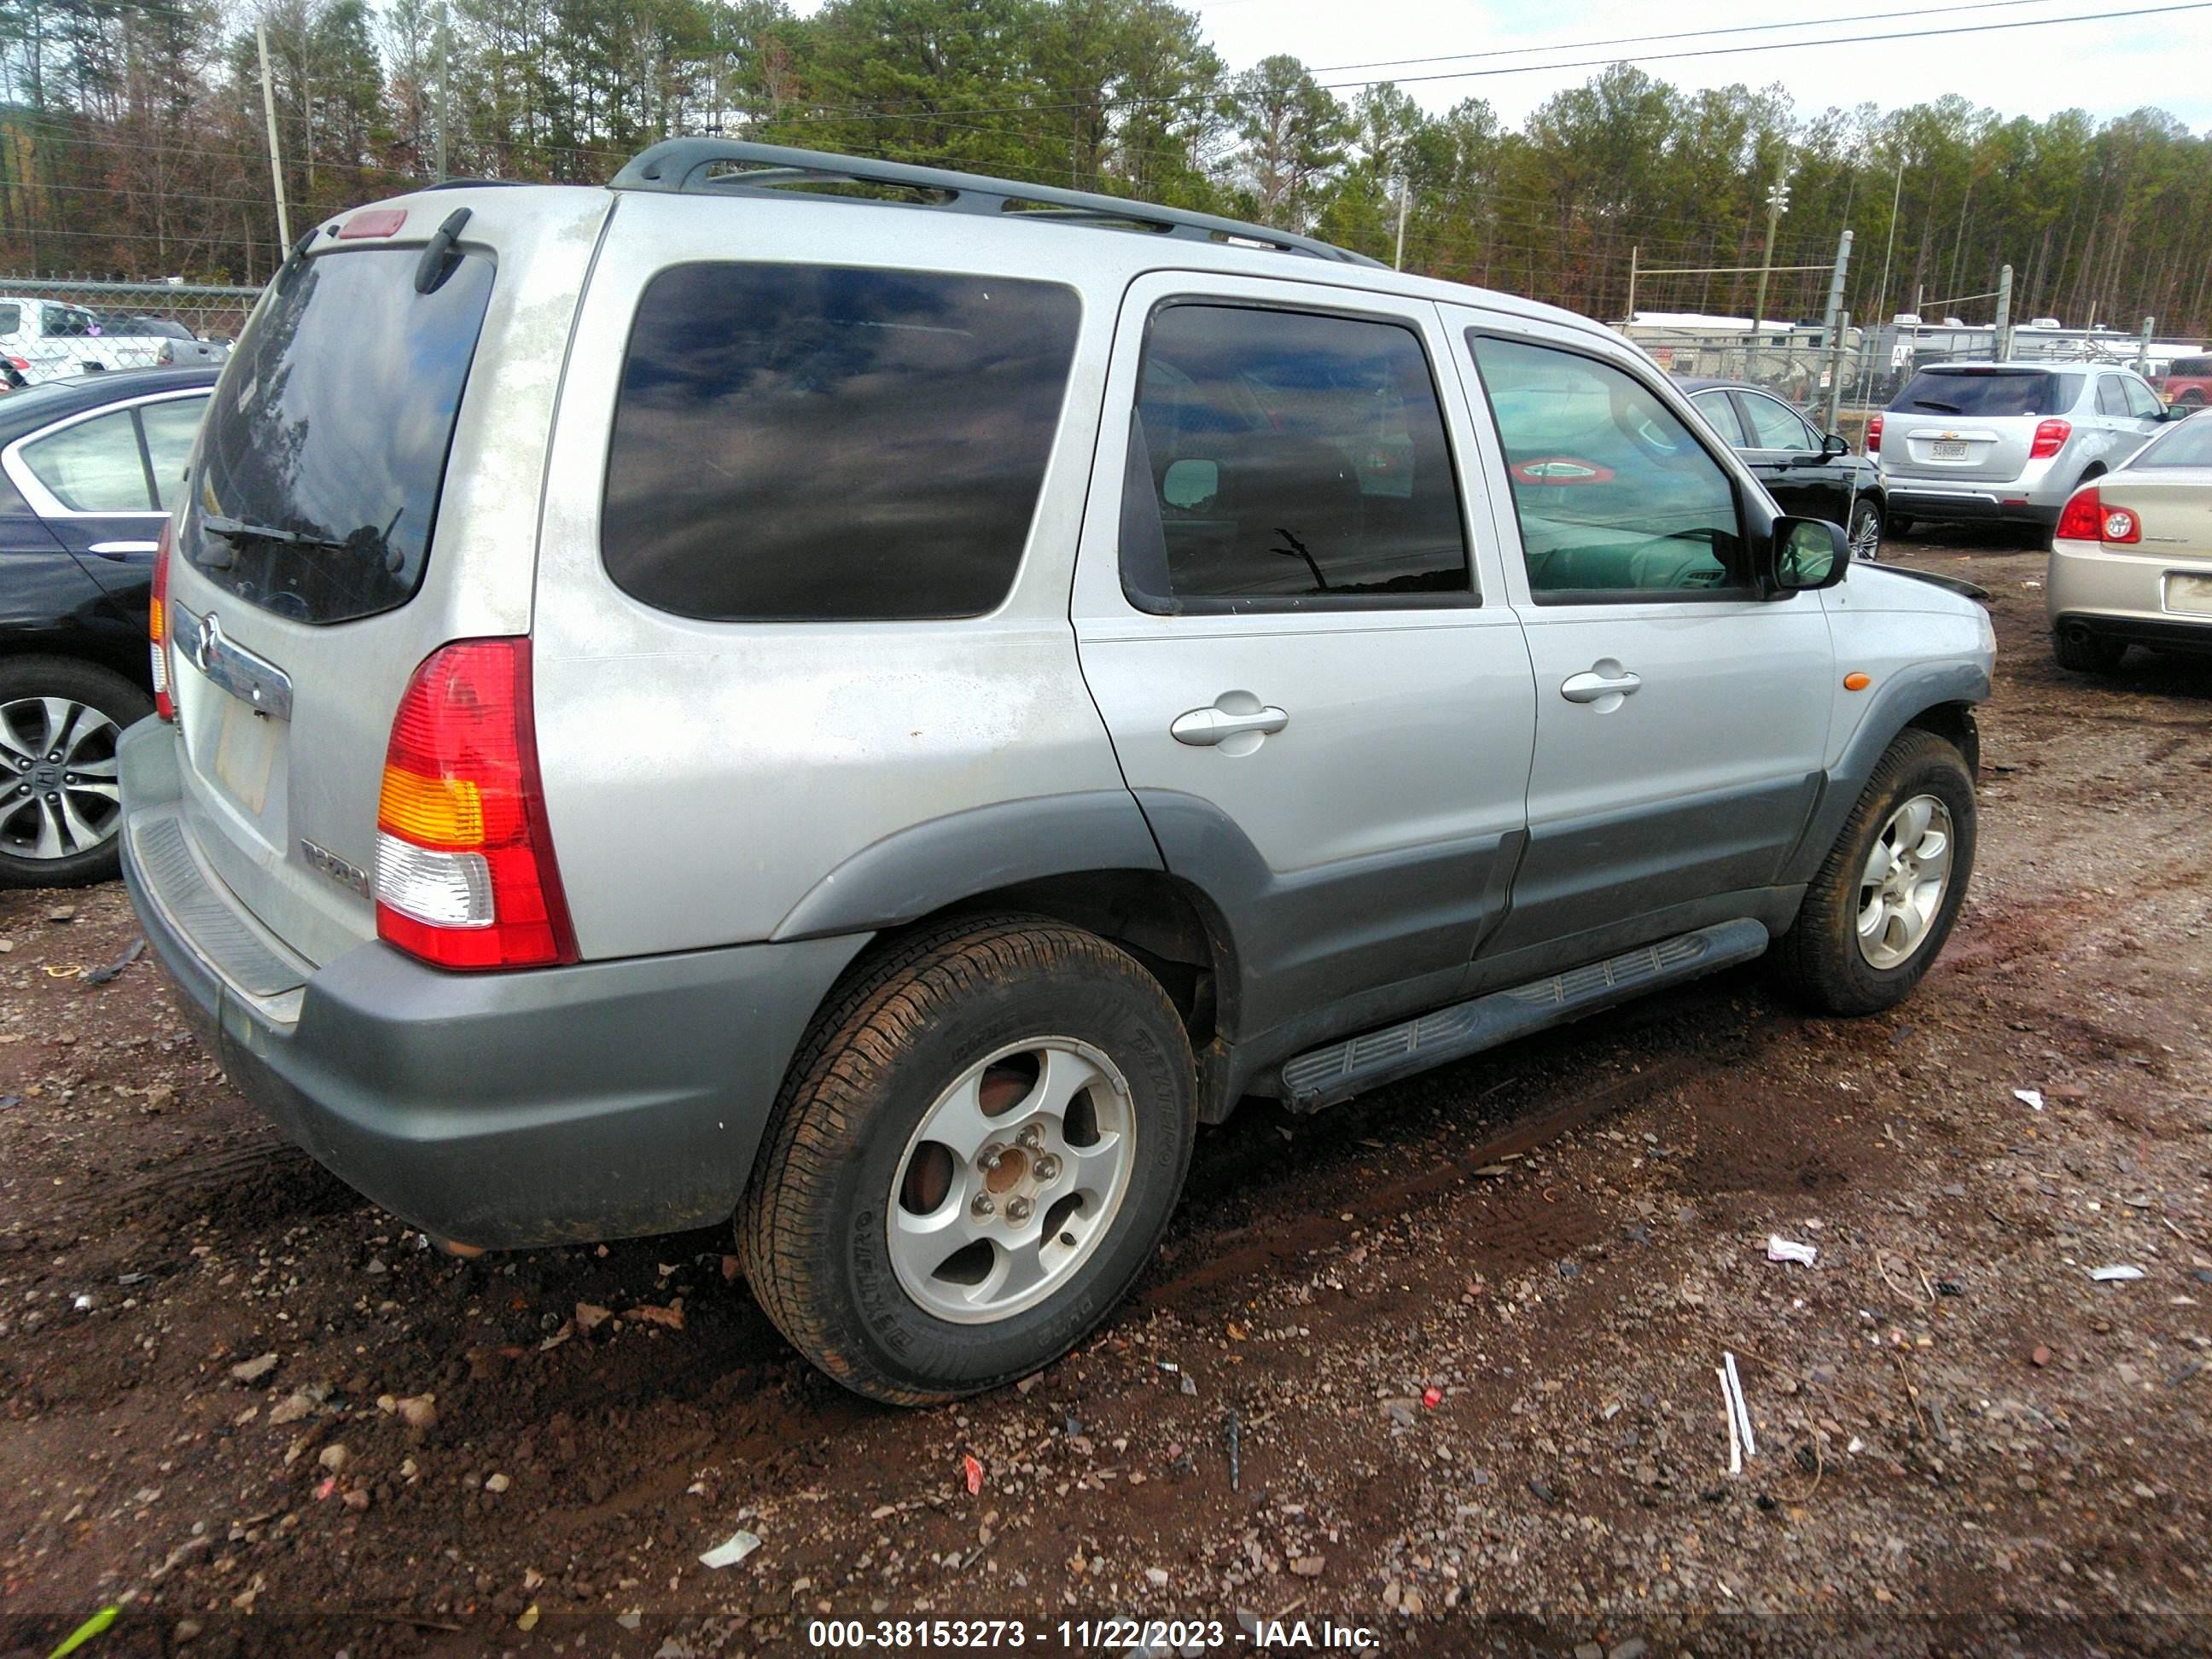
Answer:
1843, 672, 1872, 691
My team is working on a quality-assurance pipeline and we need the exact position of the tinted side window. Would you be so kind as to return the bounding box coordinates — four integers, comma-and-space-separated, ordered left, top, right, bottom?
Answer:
1121, 305, 1469, 608
603, 264, 1079, 622
2096, 376, 2128, 416
0, 305, 19, 335
138, 398, 207, 510
1690, 392, 1745, 445
1467, 335, 1745, 600
21, 410, 154, 512
1739, 393, 1818, 451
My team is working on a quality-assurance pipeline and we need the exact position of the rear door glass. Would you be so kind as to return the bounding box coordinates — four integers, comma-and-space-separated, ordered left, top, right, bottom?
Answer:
139, 399, 207, 509
602, 263, 1080, 622
21, 410, 153, 511
186, 248, 495, 625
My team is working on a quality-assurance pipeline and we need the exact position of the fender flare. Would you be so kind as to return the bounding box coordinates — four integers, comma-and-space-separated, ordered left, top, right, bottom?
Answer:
769, 789, 1165, 940
1778, 661, 1989, 886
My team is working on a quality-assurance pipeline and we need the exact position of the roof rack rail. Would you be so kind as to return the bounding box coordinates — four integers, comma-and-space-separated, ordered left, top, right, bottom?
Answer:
608, 139, 1386, 269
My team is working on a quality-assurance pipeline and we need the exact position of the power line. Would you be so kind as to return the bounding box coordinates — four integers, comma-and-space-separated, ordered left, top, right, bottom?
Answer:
1307, 0, 2077, 74
1315, 1, 2212, 88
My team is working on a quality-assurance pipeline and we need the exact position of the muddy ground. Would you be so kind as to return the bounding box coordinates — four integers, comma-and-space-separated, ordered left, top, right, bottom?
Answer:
1, 535, 2208, 1659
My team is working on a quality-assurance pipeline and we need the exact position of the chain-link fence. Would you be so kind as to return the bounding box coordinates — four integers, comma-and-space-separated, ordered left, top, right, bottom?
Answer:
0, 279, 260, 387
1629, 329, 1872, 426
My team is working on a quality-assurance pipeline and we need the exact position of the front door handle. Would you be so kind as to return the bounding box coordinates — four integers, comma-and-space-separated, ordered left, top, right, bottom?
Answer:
1561, 667, 1642, 704
1171, 701, 1289, 746
86, 540, 160, 560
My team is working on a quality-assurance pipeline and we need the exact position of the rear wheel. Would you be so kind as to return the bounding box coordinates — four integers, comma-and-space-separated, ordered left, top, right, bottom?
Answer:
1776, 729, 1976, 1016
738, 915, 1197, 1405
2179, 389, 2206, 408
1848, 500, 1883, 562
2053, 627, 2127, 674
0, 657, 150, 888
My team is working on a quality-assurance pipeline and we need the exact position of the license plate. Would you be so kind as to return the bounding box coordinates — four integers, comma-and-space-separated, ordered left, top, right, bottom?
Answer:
2167, 573, 2212, 616
1929, 439, 1970, 460
212, 695, 276, 815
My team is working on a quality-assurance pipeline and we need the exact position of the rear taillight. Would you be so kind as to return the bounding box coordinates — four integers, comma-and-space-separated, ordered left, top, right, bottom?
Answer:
1866, 413, 1883, 453
2055, 486, 2103, 543
2098, 504, 2140, 544
374, 638, 577, 971
2030, 419, 2070, 460
150, 521, 175, 721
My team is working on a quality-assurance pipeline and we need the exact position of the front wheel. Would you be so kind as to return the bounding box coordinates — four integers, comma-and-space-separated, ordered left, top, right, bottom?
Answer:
0, 657, 151, 888
738, 915, 1197, 1405
1776, 729, 1976, 1016
1847, 500, 1883, 562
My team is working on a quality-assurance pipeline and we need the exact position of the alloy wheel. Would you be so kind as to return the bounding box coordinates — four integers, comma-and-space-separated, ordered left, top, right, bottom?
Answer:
888, 1038, 1135, 1324
0, 696, 123, 862
1855, 794, 1953, 969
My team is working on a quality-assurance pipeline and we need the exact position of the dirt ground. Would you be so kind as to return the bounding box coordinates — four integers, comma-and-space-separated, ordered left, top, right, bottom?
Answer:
2, 534, 2208, 1659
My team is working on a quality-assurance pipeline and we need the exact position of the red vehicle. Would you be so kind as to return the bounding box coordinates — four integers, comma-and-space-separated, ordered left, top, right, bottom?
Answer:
2162, 354, 2212, 408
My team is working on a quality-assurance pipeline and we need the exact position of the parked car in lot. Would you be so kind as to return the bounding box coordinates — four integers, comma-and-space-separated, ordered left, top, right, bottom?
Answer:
0, 296, 226, 381
2160, 354, 2212, 409
120, 143, 1994, 1405
0, 367, 216, 884
2047, 406, 2212, 671
1872, 361, 2186, 540
1680, 378, 1886, 560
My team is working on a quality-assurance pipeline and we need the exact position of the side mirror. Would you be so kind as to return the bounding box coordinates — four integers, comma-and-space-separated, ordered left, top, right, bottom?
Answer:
1821, 431, 1850, 458
1768, 516, 1849, 592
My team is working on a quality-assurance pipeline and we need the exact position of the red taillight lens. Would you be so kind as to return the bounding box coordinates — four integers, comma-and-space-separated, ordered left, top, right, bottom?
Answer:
2054, 486, 2102, 542
150, 521, 175, 721
2030, 419, 2070, 460
1866, 413, 1883, 453
374, 638, 577, 971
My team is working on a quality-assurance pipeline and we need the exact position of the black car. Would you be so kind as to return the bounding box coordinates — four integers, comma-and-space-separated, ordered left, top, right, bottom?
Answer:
0, 367, 217, 885
1678, 377, 1886, 562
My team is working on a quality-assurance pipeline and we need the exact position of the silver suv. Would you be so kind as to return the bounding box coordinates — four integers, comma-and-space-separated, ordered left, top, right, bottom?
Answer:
1875, 360, 2185, 538
119, 143, 1994, 1404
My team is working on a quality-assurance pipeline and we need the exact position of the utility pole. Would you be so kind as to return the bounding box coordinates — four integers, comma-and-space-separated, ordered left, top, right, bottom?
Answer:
1994, 264, 2013, 361
1821, 228, 1852, 418
434, 4, 450, 183
1626, 245, 1639, 324
1826, 310, 1850, 436
255, 21, 292, 250
1393, 174, 1410, 273
2138, 315, 2155, 377
1749, 169, 1791, 378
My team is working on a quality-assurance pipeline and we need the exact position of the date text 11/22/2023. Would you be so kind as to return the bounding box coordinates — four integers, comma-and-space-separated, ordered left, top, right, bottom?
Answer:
806, 1616, 1382, 1649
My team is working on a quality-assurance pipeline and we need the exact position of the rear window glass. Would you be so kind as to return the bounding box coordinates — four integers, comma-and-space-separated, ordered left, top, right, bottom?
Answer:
602, 263, 1080, 622
1889, 369, 2075, 418
186, 248, 495, 625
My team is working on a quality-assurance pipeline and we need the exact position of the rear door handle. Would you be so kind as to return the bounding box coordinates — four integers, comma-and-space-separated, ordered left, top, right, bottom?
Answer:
87, 540, 160, 560
1561, 668, 1642, 703
1171, 703, 1289, 746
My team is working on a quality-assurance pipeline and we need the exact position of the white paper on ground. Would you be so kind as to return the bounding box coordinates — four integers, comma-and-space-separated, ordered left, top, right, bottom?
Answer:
699, 1529, 761, 1569
1766, 1234, 1819, 1266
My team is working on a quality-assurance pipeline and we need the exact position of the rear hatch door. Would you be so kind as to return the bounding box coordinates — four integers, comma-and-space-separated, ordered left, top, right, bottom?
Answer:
159, 187, 610, 968
1885, 367, 2074, 483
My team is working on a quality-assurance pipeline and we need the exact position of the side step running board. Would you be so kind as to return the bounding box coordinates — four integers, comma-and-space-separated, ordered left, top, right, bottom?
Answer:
1278, 918, 1770, 1113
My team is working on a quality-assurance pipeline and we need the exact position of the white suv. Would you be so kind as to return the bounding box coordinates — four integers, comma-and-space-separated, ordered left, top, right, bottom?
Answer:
120, 142, 1994, 1403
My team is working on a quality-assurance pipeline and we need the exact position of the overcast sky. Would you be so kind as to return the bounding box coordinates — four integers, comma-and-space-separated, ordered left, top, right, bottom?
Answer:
1185, 0, 2212, 131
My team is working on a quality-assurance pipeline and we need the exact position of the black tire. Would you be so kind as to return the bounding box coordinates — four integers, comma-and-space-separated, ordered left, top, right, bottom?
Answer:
2053, 627, 2127, 674
1848, 499, 1883, 562
2179, 390, 2205, 408
0, 656, 151, 889
1775, 729, 1976, 1017
738, 914, 1197, 1406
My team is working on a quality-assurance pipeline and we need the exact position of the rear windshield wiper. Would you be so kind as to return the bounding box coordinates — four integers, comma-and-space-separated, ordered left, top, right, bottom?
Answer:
1908, 399, 1964, 413
202, 515, 352, 553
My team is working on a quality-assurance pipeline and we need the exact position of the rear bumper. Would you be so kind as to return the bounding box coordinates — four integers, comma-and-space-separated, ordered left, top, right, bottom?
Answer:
118, 719, 868, 1249
2047, 545, 2212, 655
1884, 484, 2059, 529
